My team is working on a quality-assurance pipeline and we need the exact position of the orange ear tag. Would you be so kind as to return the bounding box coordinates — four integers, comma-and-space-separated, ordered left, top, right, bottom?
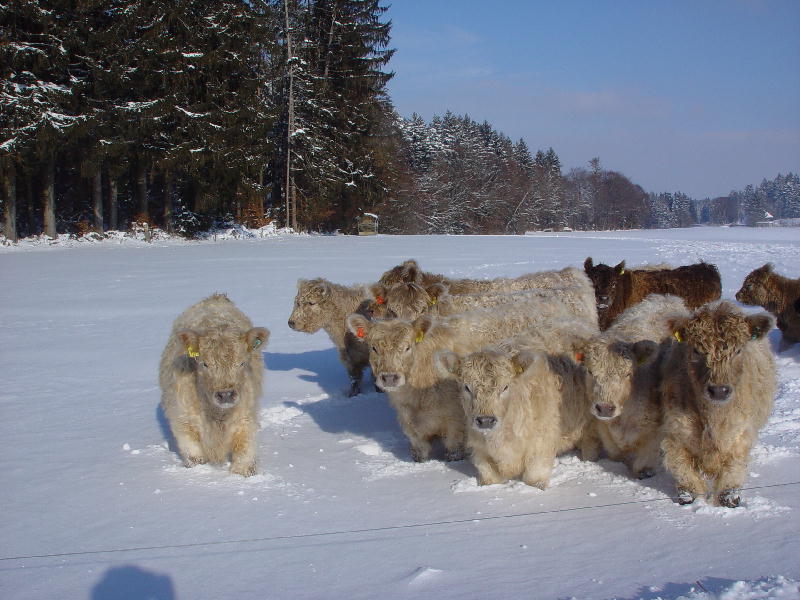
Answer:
356, 326, 366, 339
574, 352, 584, 363
376, 296, 385, 305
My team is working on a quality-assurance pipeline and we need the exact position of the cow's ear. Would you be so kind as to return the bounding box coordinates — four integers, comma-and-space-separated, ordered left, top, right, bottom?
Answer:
794, 297, 800, 314
426, 282, 447, 302
347, 314, 371, 339
631, 339, 658, 365
510, 351, 540, 377
584, 257, 593, 271
435, 351, 462, 379
572, 340, 588, 364
369, 282, 388, 305
402, 260, 421, 283
746, 313, 774, 340
177, 329, 200, 357
760, 263, 774, 274
245, 327, 270, 352
412, 314, 434, 342
615, 260, 626, 275
667, 316, 690, 344
314, 280, 331, 297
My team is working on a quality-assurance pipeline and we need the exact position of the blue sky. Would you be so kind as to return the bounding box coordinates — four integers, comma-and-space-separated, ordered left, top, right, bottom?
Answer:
384, 0, 800, 199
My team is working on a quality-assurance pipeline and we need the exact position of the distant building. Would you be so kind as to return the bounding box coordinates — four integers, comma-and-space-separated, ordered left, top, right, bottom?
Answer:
356, 213, 379, 235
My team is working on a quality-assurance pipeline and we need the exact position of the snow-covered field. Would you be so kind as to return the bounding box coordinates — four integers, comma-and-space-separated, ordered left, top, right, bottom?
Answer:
1, 227, 799, 600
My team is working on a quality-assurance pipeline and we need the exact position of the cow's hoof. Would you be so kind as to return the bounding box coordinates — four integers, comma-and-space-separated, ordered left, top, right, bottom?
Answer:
677, 489, 696, 505
718, 490, 741, 508
185, 455, 207, 468
636, 468, 656, 480
410, 447, 427, 462
444, 447, 465, 462
231, 463, 257, 477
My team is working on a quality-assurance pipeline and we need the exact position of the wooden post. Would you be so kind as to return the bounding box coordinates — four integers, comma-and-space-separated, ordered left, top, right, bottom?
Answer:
42, 155, 56, 238
2, 161, 17, 242
92, 165, 103, 232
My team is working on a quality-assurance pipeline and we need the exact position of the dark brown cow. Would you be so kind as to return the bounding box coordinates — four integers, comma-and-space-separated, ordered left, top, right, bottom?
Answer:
736, 263, 800, 346
583, 258, 722, 329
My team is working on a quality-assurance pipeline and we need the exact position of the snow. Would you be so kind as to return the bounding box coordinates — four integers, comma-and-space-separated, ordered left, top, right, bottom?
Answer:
1, 227, 799, 599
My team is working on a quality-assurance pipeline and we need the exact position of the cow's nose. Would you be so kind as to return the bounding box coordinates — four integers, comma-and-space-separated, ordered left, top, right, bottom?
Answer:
379, 373, 400, 388
707, 385, 732, 402
594, 402, 616, 419
598, 295, 609, 305
287, 320, 296, 329
215, 390, 237, 405
474, 416, 497, 430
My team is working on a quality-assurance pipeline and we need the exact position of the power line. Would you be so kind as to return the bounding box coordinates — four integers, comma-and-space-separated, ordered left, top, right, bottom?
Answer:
3, 480, 798, 564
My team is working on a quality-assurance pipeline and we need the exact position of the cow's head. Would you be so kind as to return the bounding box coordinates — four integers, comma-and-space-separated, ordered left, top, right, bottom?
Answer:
288, 278, 333, 333
378, 259, 422, 286
367, 281, 441, 320
584, 257, 626, 310
579, 337, 658, 420
178, 326, 269, 409
668, 302, 773, 404
346, 313, 433, 391
437, 348, 542, 434
735, 264, 773, 307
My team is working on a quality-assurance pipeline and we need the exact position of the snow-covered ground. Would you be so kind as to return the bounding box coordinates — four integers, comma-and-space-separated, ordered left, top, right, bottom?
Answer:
1, 227, 799, 600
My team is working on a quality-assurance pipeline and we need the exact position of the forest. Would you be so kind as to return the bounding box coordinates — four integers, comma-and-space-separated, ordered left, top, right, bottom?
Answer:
2, 1, 799, 241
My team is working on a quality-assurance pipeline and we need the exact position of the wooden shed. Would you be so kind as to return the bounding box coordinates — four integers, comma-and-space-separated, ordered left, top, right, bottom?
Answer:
356, 212, 379, 235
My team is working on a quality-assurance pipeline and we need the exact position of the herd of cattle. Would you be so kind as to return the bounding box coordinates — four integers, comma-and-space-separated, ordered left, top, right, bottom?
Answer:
159, 257, 800, 508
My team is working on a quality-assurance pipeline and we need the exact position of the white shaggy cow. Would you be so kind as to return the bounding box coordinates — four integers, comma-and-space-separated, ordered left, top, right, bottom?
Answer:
378, 259, 592, 296
578, 294, 691, 479
659, 301, 776, 507
288, 278, 371, 396
346, 297, 592, 462
366, 281, 598, 329
436, 318, 598, 488
159, 293, 269, 476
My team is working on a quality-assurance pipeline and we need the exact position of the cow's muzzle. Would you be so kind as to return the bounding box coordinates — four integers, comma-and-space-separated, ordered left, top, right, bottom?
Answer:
214, 390, 238, 406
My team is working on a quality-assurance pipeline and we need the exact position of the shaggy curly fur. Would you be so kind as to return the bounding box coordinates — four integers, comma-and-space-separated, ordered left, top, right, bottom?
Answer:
159, 294, 269, 476
736, 263, 800, 346
659, 301, 776, 507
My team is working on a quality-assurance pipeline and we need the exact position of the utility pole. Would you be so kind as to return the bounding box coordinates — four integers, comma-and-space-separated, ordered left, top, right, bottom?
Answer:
284, 0, 297, 230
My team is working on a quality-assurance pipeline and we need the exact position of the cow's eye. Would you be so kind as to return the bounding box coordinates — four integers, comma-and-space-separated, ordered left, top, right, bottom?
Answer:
463, 384, 471, 395
502, 385, 509, 393
239, 361, 247, 367
371, 345, 378, 353
404, 345, 411, 353
305, 301, 316, 306
201, 361, 209, 368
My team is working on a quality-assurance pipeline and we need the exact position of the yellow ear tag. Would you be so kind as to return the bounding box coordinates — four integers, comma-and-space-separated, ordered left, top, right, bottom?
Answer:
514, 365, 524, 375
673, 331, 683, 343
620, 268, 625, 274
187, 346, 200, 358
415, 331, 425, 343
428, 297, 437, 306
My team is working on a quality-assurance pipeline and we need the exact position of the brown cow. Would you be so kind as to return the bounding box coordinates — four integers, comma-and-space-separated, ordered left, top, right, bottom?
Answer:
583, 258, 721, 329
736, 263, 800, 347
159, 294, 270, 476
659, 301, 776, 507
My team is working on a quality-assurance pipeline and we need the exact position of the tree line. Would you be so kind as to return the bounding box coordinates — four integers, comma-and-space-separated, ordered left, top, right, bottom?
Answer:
1, 0, 393, 241
2, 2, 798, 241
